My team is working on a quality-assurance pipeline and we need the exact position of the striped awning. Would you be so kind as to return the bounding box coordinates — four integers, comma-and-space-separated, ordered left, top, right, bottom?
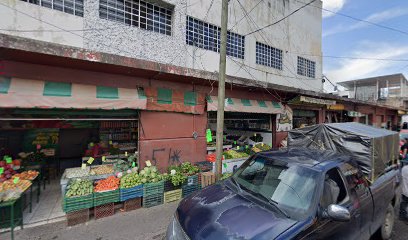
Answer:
0, 77, 147, 110
207, 96, 284, 114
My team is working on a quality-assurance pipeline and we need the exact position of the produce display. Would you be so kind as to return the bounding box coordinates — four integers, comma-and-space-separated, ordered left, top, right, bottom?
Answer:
164, 171, 186, 187
65, 179, 93, 197
178, 162, 200, 176
114, 159, 131, 173
94, 176, 120, 192
221, 172, 233, 180
139, 166, 164, 183
0, 179, 32, 192
223, 150, 249, 159
65, 167, 90, 178
120, 172, 142, 189
0, 162, 17, 182
251, 143, 271, 153
12, 170, 39, 181
90, 165, 114, 175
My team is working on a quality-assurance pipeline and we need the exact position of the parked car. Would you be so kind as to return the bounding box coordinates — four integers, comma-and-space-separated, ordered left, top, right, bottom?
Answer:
166, 148, 399, 240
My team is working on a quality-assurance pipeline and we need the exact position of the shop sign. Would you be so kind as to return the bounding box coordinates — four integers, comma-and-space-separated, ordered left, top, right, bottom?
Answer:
327, 104, 345, 111
348, 111, 365, 117
300, 96, 336, 105
276, 105, 293, 132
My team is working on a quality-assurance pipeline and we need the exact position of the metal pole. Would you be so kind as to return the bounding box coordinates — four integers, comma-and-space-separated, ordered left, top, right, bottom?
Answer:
215, 0, 229, 181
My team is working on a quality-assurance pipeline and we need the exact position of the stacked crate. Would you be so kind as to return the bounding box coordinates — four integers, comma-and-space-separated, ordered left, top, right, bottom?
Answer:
143, 181, 164, 208
93, 189, 120, 220
182, 175, 201, 197
120, 184, 144, 212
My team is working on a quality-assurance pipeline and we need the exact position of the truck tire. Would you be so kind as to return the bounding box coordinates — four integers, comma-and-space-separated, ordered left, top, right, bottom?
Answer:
380, 204, 395, 240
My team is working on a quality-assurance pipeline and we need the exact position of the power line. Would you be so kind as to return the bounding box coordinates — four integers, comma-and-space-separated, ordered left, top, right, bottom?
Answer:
295, 0, 408, 37
244, 0, 318, 36
229, 0, 263, 31
234, 0, 324, 93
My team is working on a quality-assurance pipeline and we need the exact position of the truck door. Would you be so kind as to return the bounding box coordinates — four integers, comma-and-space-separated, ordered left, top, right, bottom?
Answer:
339, 163, 373, 239
313, 167, 362, 240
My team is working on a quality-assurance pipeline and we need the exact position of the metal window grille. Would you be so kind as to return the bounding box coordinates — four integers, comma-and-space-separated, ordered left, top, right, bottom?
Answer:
99, 0, 172, 36
20, 0, 84, 17
186, 16, 245, 59
297, 56, 315, 78
255, 42, 282, 70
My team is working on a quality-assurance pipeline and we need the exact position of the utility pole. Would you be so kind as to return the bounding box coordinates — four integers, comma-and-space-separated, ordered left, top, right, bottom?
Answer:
215, 0, 229, 181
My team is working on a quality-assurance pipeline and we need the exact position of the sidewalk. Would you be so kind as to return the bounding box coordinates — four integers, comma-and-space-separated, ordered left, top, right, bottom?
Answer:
1, 201, 179, 240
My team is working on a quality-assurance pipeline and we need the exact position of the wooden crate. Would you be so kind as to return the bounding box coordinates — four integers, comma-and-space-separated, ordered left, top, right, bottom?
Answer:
201, 172, 216, 187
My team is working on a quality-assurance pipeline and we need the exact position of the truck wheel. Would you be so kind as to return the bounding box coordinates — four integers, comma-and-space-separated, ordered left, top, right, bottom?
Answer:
380, 204, 395, 240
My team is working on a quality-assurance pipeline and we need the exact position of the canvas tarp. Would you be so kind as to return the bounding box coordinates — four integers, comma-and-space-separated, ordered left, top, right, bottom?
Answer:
288, 122, 399, 181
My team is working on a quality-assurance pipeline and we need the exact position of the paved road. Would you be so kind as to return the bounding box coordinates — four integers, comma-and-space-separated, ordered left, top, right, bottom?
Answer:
2, 201, 408, 240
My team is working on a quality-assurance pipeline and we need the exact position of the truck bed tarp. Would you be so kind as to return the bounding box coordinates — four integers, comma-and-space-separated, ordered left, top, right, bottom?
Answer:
288, 122, 399, 180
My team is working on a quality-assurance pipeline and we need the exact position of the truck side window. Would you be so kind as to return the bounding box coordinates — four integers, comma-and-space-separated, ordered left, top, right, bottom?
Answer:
321, 168, 348, 209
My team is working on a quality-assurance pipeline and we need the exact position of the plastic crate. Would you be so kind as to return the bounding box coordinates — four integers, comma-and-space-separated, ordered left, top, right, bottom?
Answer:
143, 193, 163, 208
63, 193, 93, 213
186, 175, 199, 186
164, 189, 182, 203
94, 202, 115, 220
120, 184, 144, 201
124, 197, 142, 212
143, 181, 164, 196
164, 180, 182, 192
94, 189, 120, 206
182, 184, 201, 197
66, 208, 89, 226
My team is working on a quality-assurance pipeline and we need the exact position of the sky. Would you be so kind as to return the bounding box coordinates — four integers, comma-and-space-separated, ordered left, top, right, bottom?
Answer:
321, 0, 408, 91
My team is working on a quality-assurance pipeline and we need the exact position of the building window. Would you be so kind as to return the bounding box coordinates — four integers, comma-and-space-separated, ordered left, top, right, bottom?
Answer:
99, 0, 173, 36
255, 42, 282, 70
297, 56, 316, 78
20, 0, 84, 17
186, 16, 245, 59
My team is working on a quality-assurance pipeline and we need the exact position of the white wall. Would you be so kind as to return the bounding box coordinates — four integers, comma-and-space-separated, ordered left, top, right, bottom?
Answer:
0, 0, 84, 48
1, 0, 323, 92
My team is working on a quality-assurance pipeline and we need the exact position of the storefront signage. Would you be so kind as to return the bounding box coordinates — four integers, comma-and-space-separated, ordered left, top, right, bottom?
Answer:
300, 96, 336, 105
327, 104, 345, 110
348, 111, 365, 117
276, 106, 293, 132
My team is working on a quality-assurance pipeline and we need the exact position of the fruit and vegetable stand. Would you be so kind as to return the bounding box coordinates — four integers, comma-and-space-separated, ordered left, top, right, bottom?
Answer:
60, 160, 208, 226
0, 170, 40, 240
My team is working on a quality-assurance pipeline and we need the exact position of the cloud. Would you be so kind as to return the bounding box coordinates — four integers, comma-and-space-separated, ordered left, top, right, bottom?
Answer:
322, 0, 347, 18
325, 43, 408, 84
324, 8, 408, 37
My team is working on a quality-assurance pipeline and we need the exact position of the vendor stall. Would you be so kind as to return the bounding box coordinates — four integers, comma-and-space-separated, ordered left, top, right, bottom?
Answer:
206, 96, 283, 173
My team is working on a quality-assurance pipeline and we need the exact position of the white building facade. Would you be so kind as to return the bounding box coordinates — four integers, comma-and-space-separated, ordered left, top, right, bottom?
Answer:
1, 0, 323, 91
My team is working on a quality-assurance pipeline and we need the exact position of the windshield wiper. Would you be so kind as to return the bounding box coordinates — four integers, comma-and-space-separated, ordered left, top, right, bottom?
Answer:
251, 192, 290, 218
229, 177, 242, 193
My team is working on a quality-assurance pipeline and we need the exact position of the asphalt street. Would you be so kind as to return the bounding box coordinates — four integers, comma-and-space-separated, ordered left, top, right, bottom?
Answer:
2, 201, 408, 240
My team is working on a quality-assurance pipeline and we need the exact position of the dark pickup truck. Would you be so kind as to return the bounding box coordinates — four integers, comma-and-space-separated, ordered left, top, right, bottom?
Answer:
167, 148, 399, 240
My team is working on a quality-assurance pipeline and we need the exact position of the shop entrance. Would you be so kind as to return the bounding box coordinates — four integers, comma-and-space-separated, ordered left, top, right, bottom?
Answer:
0, 109, 139, 226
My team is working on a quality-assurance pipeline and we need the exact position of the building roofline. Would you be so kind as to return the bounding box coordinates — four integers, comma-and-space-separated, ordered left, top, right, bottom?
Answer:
0, 33, 403, 111
337, 73, 407, 88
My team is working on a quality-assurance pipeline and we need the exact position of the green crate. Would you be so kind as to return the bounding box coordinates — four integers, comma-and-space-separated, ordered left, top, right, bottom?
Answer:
94, 189, 120, 206
143, 193, 163, 208
63, 193, 93, 213
143, 181, 164, 196
182, 184, 201, 198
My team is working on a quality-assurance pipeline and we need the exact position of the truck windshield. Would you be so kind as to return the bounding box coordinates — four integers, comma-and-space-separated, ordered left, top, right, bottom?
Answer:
233, 156, 319, 219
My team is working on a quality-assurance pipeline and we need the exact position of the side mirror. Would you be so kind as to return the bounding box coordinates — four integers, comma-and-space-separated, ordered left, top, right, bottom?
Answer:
324, 204, 351, 222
